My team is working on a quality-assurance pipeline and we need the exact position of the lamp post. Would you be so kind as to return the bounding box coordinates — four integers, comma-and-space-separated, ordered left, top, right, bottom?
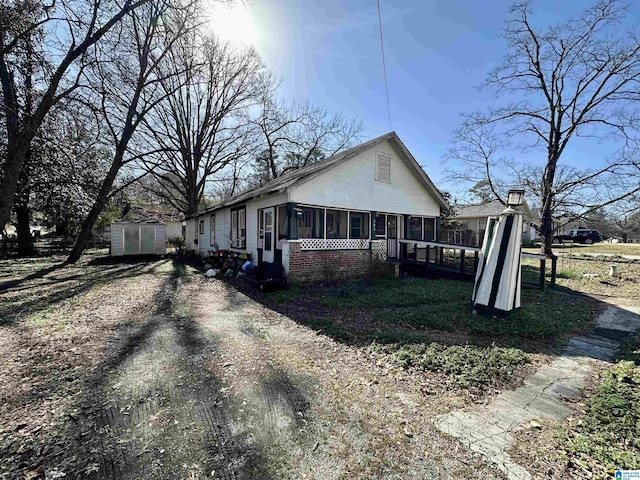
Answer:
472, 189, 525, 316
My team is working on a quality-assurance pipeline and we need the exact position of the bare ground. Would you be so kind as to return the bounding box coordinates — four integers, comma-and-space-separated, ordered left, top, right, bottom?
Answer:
0, 256, 505, 479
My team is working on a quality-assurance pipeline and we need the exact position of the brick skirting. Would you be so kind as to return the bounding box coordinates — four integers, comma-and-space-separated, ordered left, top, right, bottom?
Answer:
286, 241, 385, 282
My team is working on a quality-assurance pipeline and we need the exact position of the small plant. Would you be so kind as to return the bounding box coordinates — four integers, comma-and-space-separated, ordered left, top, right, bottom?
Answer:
371, 341, 529, 388
562, 361, 640, 471
167, 236, 185, 254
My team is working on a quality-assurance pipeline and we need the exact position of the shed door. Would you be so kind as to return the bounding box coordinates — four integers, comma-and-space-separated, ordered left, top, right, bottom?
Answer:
140, 225, 156, 254
124, 226, 140, 255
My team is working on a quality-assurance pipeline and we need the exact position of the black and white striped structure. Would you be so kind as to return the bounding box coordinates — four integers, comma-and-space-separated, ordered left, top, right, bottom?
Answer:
472, 207, 523, 315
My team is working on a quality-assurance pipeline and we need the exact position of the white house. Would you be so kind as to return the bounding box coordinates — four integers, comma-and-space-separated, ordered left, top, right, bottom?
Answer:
447, 199, 539, 246
185, 132, 449, 282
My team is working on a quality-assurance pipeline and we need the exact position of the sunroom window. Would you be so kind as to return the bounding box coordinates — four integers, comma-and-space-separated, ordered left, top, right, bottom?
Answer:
349, 212, 370, 239
408, 217, 422, 240
326, 209, 348, 239
375, 214, 386, 237
424, 218, 435, 241
297, 207, 324, 239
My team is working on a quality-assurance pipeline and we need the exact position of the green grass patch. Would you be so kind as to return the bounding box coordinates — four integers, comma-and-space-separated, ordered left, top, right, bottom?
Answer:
370, 341, 529, 388
621, 333, 640, 365
554, 270, 579, 280
370, 287, 590, 340
561, 361, 640, 471
271, 277, 592, 341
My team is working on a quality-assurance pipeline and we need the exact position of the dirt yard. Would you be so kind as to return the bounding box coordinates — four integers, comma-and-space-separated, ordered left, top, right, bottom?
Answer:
0, 256, 505, 479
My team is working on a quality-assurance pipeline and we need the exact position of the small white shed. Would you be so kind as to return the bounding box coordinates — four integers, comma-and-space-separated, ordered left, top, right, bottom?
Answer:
110, 221, 166, 256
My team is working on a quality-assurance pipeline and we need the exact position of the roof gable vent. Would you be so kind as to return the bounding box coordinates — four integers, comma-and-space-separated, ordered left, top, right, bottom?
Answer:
376, 152, 391, 183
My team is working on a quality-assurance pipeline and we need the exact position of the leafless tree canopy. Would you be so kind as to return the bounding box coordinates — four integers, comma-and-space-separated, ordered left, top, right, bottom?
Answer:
140, 34, 264, 216
67, 0, 199, 262
447, 0, 640, 254
248, 74, 364, 186
1, 0, 366, 261
0, 0, 152, 230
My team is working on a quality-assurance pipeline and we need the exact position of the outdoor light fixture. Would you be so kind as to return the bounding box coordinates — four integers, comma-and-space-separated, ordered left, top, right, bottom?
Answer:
507, 189, 525, 208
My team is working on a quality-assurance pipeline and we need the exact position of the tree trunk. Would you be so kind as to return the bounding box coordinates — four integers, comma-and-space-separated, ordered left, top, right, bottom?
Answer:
67, 160, 123, 264
14, 148, 35, 256
15, 203, 34, 256
0, 142, 31, 231
539, 154, 559, 256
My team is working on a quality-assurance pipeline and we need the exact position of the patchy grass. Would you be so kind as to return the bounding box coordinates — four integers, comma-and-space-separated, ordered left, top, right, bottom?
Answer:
521, 255, 640, 299
263, 276, 594, 392
621, 332, 640, 365
274, 277, 592, 341
369, 341, 529, 389
559, 361, 640, 474
524, 243, 640, 256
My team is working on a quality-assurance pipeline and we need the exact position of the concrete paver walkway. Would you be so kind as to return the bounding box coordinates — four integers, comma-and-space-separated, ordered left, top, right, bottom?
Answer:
433, 299, 640, 480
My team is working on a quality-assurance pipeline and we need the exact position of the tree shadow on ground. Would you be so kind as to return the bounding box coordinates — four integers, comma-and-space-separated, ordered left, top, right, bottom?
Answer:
0, 257, 173, 327
1, 261, 270, 480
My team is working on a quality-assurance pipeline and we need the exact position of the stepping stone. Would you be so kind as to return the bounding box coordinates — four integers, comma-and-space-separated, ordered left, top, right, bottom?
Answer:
547, 383, 582, 401
433, 299, 640, 479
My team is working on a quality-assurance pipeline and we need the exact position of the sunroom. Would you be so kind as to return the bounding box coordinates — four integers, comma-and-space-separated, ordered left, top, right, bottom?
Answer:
255, 202, 437, 279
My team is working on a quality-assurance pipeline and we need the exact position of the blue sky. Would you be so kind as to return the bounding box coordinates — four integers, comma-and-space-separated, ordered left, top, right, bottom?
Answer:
212, 0, 637, 200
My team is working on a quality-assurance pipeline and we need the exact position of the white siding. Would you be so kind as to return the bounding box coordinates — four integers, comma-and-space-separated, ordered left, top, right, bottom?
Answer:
290, 139, 440, 216
154, 224, 166, 254
187, 192, 287, 262
185, 219, 197, 251
110, 224, 125, 256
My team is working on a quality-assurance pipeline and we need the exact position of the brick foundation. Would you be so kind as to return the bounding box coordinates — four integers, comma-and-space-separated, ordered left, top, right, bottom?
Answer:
286, 242, 387, 282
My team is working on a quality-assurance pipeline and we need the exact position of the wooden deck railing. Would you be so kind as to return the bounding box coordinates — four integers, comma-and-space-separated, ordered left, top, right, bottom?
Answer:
398, 240, 557, 290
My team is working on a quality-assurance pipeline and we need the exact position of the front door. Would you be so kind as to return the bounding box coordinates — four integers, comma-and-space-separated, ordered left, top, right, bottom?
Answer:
387, 215, 398, 259
262, 207, 275, 263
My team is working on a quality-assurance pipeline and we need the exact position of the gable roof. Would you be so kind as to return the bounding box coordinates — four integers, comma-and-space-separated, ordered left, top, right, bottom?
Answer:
190, 132, 448, 218
455, 199, 537, 222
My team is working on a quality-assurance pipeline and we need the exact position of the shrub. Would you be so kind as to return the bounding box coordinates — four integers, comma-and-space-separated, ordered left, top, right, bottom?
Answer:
371, 341, 529, 388
167, 236, 185, 253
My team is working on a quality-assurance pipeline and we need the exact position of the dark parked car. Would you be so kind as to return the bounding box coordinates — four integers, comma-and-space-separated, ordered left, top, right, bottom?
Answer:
552, 229, 603, 244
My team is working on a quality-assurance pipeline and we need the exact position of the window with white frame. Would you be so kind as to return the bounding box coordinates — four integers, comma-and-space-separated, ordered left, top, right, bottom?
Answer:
407, 216, 422, 240
326, 209, 348, 239
424, 217, 435, 241
349, 212, 370, 239
231, 206, 246, 248
375, 214, 386, 237
376, 152, 391, 183
210, 214, 216, 246
297, 207, 324, 239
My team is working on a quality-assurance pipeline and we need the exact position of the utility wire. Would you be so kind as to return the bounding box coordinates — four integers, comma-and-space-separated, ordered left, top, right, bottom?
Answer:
376, 0, 392, 131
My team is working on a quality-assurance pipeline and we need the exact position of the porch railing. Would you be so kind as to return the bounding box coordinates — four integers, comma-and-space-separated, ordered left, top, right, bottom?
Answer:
398, 240, 556, 290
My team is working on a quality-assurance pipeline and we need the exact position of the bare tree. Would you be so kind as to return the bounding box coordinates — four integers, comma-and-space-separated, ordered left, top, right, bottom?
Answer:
0, 0, 152, 231
67, 0, 197, 263
140, 34, 264, 216
447, 0, 640, 254
250, 74, 364, 184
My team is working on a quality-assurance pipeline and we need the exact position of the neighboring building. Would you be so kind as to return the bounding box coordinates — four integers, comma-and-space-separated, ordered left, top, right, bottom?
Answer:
446, 199, 538, 247
186, 132, 449, 282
